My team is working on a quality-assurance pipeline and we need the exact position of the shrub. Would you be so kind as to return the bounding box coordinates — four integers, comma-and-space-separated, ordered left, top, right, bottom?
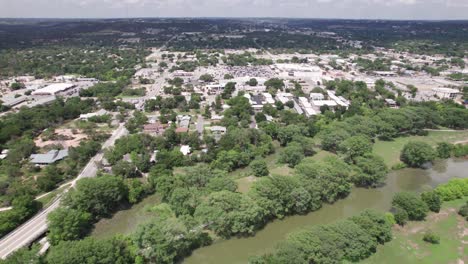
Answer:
423, 231, 440, 244
393, 207, 408, 226
435, 178, 468, 201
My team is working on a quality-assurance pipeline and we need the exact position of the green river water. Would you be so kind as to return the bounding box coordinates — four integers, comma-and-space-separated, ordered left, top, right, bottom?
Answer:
183, 158, 468, 264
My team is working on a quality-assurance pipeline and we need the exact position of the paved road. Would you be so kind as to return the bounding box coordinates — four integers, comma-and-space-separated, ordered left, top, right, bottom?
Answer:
196, 115, 204, 135
0, 124, 128, 259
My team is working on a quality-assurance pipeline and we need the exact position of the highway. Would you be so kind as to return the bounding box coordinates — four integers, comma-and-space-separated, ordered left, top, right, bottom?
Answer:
0, 123, 128, 259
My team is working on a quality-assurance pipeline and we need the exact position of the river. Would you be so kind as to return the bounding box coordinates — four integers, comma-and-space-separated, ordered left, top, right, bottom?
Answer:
183, 158, 468, 264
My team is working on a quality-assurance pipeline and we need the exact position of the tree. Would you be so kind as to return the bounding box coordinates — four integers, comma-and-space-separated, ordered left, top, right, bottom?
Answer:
47, 208, 92, 245
278, 143, 305, 167
132, 217, 209, 264
421, 190, 441, 213
126, 178, 146, 204
194, 191, 264, 237
199, 74, 214, 82
400, 141, 436, 168
250, 159, 269, 177
112, 160, 139, 178
338, 135, 372, 163
224, 73, 234, 79
350, 209, 393, 244
295, 157, 352, 203
392, 192, 429, 221
247, 78, 258, 86
169, 187, 201, 216
0, 246, 42, 264
353, 154, 388, 187
46, 238, 133, 264
393, 207, 408, 226
436, 142, 453, 159
63, 175, 128, 218
206, 177, 237, 193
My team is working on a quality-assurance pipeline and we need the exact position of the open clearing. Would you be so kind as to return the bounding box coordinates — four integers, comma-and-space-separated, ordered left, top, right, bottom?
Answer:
361, 199, 468, 264
373, 130, 468, 167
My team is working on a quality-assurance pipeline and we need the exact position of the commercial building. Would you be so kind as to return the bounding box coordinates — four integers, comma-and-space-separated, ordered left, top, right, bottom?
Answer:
30, 149, 69, 165
31, 83, 75, 96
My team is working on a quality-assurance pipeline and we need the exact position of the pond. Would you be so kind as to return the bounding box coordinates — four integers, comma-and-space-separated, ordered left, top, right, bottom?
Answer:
183, 158, 468, 264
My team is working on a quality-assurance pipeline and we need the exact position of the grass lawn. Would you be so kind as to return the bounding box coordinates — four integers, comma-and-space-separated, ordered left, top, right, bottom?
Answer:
373, 130, 468, 167
361, 199, 468, 264
233, 143, 336, 193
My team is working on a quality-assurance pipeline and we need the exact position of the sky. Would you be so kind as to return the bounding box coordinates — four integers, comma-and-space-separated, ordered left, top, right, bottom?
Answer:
0, 0, 467, 20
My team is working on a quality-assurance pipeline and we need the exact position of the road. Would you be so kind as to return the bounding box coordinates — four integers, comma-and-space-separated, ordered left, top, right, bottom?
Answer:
196, 115, 204, 135
0, 123, 128, 259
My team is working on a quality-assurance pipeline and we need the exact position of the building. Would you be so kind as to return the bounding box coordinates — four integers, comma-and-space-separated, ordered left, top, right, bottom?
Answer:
79, 109, 108, 120
385, 98, 398, 108
30, 149, 69, 165
210, 126, 227, 142
177, 115, 191, 129
143, 122, 167, 136
180, 145, 191, 156
432, 88, 460, 100
31, 83, 75, 96
175, 127, 189, 134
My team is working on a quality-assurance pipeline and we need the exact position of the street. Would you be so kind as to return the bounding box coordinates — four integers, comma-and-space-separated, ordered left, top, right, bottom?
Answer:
0, 123, 128, 259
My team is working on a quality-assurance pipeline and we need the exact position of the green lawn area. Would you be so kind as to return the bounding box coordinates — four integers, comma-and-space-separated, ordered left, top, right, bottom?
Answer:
361, 199, 468, 264
373, 130, 468, 167
233, 143, 336, 193
91, 193, 161, 239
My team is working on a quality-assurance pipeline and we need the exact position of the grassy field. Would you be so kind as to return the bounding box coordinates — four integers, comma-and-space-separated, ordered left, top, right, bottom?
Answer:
373, 130, 468, 167
234, 145, 336, 193
361, 199, 468, 264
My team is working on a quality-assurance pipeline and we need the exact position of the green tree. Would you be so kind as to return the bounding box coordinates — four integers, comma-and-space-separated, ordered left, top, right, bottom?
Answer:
421, 190, 441, 213
295, 157, 352, 203
247, 78, 258, 86
250, 159, 269, 177
393, 207, 408, 226
392, 192, 429, 221
194, 191, 264, 237
132, 217, 209, 264
338, 135, 372, 163
63, 176, 128, 218
46, 238, 133, 264
436, 142, 453, 159
278, 143, 305, 167
47, 208, 92, 245
353, 154, 388, 187
400, 141, 436, 168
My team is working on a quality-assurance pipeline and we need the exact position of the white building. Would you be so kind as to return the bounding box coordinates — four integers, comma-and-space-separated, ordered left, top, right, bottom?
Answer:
31, 83, 75, 96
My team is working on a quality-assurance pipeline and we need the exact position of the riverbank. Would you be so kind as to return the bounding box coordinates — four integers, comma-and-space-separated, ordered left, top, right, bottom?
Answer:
183, 158, 468, 264
361, 199, 467, 264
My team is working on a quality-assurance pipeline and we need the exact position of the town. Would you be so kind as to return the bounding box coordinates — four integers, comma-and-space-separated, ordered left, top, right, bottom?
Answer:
0, 17, 467, 264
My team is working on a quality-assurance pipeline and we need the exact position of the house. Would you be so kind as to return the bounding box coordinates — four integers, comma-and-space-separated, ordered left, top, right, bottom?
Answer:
180, 145, 191, 156
385, 98, 398, 108
310, 93, 325, 101
30, 149, 69, 165
432, 88, 460, 100
210, 126, 227, 142
143, 122, 167, 136
175, 127, 189, 134
177, 115, 191, 129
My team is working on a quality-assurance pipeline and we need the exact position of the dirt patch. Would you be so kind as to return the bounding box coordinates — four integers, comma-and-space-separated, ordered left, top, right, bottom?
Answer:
35, 128, 87, 148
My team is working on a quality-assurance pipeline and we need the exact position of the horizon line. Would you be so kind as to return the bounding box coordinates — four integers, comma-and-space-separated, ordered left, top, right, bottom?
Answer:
0, 16, 468, 22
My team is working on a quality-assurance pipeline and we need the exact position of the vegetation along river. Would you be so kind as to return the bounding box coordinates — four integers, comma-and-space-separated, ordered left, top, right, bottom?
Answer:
183, 158, 468, 264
